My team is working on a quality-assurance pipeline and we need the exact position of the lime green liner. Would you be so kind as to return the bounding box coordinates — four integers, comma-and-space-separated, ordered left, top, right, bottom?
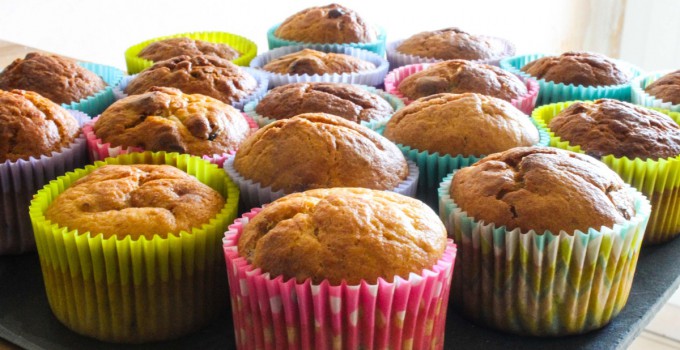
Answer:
125, 32, 258, 74
29, 151, 239, 343
61, 62, 124, 117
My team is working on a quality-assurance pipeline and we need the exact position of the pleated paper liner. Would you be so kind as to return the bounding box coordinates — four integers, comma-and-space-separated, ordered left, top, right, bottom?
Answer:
631, 71, 680, 112
223, 208, 457, 349
383, 63, 540, 114
0, 110, 89, 255
29, 151, 240, 343
532, 101, 680, 245
438, 173, 651, 336
125, 31, 258, 74
61, 62, 124, 116
386, 37, 516, 69
500, 53, 642, 106
267, 24, 387, 55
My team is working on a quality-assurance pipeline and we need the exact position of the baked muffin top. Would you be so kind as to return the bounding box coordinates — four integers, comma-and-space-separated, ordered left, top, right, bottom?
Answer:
45, 164, 225, 240
521, 51, 630, 87
255, 82, 393, 123
262, 49, 375, 75
238, 187, 447, 285
0, 89, 80, 162
125, 55, 257, 105
549, 99, 680, 160
451, 147, 635, 234
275, 3, 377, 44
138, 37, 240, 63
0, 52, 107, 105
94, 87, 251, 156
234, 113, 408, 193
645, 70, 680, 105
398, 59, 527, 101
397, 27, 509, 61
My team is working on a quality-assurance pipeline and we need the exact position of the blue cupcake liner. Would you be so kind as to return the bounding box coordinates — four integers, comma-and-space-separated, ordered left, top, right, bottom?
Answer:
60, 62, 124, 117
631, 71, 680, 112
267, 24, 387, 55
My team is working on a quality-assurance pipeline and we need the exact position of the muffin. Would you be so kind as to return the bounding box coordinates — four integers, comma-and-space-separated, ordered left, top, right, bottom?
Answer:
644, 70, 680, 105
275, 4, 377, 44
262, 48, 375, 75
137, 37, 240, 62
397, 27, 510, 61
521, 51, 630, 87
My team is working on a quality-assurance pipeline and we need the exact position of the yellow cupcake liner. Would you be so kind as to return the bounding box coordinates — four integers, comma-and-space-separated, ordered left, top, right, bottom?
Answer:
532, 101, 680, 245
29, 151, 239, 343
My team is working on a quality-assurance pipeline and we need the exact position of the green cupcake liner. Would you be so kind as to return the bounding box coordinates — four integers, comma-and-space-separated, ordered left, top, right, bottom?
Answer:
267, 24, 387, 55
61, 62, 124, 117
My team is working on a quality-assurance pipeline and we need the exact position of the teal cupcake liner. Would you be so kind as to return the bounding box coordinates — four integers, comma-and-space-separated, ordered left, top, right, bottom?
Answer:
61, 62, 124, 117
267, 24, 387, 55
631, 71, 680, 112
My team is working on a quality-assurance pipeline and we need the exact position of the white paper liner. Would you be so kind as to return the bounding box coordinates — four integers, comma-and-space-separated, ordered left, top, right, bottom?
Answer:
386, 37, 516, 69
631, 70, 680, 112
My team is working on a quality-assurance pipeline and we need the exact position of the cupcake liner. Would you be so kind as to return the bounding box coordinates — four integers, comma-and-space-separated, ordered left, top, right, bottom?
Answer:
224, 156, 420, 210
249, 45, 389, 87
631, 71, 680, 112
386, 37, 516, 69
61, 62, 125, 117
500, 54, 643, 106
267, 24, 387, 55
124, 31, 258, 74
0, 110, 89, 255
383, 63, 540, 114
438, 173, 651, 336
532, 101, 680, 245
223, 208, 457, 349
29, 151, 240, 343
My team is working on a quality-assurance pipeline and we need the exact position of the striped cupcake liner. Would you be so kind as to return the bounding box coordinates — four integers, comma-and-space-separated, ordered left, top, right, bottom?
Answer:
631, 71, 680, 112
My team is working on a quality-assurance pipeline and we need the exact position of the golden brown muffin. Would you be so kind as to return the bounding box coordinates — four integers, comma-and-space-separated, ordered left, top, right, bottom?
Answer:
124, 55, 257, 104
238, 187, 447, 285
645, 70, 680, 105
549, 99, 680, 160
138, 37, 240, 63
397, 27, 508, 60
384, 93, 538, 156
255, 82, 393, 123
451, 147, 635, 234
234, 113, 408, 193
521, 51, 630, 87
0, 52, 107, 105
45, 164, 225, 240
398, 59, 527, 101
262, 49, 375, 75
275, 4, 377, 44
0, 89, 80, 162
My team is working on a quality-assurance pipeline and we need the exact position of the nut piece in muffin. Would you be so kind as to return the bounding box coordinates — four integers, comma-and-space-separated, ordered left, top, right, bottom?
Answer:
644, 70, 680, 105
94, 87, 251, 156
255, 82, 393, 123
549, 99, 680, 160
138, 37, 240, 63
452, 146, 635, 234
521, 51, 630, 87
384, 93, 539, 156
238, 187, 447, 285
0, 89, 80, 162
275, 3, 377, 44
398, 59, 527, 101
397, 27, 509, 61
234, 113, 408, 193
125, 55, 257, 105
262, 48, 375, 75
45, 164, 225, 240
0, 52, 107, 105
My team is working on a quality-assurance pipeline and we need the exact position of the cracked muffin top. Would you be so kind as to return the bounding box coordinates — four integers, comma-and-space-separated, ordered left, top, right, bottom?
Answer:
138, 37, 240, 63
521, 51, 630, 87
549, 99, 680, 160
0, 52, 107, 105
451, 147, 635, 234
233, 113, 408, 193
397, 27, 509, 61
0, 89, 80, 162
644, 70, 680, 105
45, 164, 225, 240
262, 49, 375, 75
275, 3, 377, 44
238, 187, 447, 284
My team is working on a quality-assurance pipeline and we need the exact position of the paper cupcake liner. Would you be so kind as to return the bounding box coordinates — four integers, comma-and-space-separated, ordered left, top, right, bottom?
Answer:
631, 71, 680, 112
532, 101, 680, 245
386, 37, 516, 69
60, 62, 124, 117
124, 31, 258, 74
29, 151, 240, 343
0, 110, 89, 255
267, 24, 387, 55
249, 45, 389, 87
438, 173, 651, 336
383, 63, 539, 114
224, 156, 419, 210
223, 208, 456, 349
500, 54, 643, 106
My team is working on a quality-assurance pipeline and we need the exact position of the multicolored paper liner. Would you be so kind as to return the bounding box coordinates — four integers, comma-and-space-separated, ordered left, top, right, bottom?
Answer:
500, 53, 643, 105
386, 37, 516, 69
631, 71, 680, 112
0, 110, 89, 255
29, 151, 240, 343
532, 101, 680, 245
223, 208, 457, 349
124, 31, 258, 74
60, 62, 125, 117
383, 63, 540, 114
438, 173, 651, 336
267, 24, 387, 55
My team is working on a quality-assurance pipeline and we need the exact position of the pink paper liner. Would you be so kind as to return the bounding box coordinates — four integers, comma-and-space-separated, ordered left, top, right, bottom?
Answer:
384, 63, 540, 114
223, 208, 457, 350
